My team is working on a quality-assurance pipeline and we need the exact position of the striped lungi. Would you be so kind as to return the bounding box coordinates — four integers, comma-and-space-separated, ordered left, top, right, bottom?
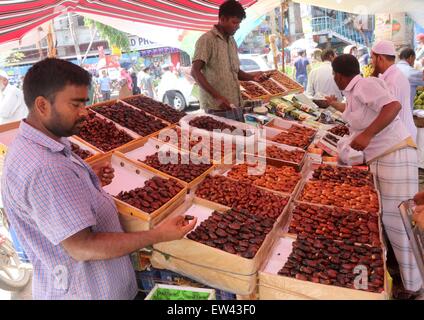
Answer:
370, 147, 423, 292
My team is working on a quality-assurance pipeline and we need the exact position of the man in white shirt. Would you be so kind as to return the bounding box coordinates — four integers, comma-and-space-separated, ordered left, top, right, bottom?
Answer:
306, 49, 342, 100
331, 54, 422, 298
371, 40, 417, 141
396, 48, 424, 109
0, 70, 28, 124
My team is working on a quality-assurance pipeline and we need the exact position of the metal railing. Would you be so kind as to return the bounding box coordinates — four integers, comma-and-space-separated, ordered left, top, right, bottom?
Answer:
311, 16, 373, 46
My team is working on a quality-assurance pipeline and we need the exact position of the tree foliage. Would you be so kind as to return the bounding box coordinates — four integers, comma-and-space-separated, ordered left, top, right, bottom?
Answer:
84, 18, 130, 52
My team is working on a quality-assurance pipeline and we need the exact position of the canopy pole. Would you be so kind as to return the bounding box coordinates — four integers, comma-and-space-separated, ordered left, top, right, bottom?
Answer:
280, 0, 288, 73
47, 22, 57, 58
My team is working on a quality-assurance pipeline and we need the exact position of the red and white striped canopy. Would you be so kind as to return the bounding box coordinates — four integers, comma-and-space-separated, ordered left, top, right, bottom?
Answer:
0, 0, 257, 45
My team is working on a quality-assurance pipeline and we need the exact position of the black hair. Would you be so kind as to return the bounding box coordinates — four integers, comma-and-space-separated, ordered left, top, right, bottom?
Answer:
399, 48, 416, 60
332, 54, 360, 77
321, 49, 335, 61
219, 0, 246, 20
23, 58, 91, 108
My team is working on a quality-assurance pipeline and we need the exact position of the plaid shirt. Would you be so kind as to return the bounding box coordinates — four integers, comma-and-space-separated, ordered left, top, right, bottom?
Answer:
1, 121, 137, 300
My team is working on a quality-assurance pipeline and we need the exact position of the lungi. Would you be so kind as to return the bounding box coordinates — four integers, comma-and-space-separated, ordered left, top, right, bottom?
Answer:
369, 147, 423, 292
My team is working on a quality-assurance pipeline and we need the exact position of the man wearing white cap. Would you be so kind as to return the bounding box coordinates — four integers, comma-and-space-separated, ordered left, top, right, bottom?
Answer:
371, 40, 417, 142
0, 70, 28, 125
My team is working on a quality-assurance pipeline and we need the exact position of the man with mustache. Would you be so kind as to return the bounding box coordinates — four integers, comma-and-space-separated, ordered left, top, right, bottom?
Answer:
191, 0, 268, 122
1, 58, 196, 299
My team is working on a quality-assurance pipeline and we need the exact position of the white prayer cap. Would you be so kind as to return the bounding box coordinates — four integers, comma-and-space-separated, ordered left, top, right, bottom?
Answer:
0, 70, 9, 80
372, 40, 396, 56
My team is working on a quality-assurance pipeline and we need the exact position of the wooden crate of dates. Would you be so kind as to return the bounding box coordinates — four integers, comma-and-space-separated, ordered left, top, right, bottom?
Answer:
90, 101, 170, 138
258, 235, 390, 300
116, 137, 216, 190
152, 197, 288, 295
74, 111, 137, 152
88, 152, 187, 231
122, 94, 186, 124
216, 163, 303, 197
242, 139, 307, 172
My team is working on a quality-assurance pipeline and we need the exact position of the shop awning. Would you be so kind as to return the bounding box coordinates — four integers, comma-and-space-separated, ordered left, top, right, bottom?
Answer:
0, 0, 257, 45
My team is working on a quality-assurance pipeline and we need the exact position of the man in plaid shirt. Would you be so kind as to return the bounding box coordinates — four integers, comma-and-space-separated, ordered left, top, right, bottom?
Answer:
1, 58, 196, 300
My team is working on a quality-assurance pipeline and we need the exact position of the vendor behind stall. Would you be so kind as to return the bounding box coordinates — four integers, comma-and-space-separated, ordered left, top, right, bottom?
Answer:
330, 54, 422, 298
1, 58, 197, 300
371, 40, 417, 142
191, 0, 268, 122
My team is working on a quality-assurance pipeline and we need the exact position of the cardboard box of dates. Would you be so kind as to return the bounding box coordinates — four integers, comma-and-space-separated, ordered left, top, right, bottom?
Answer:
74, 110, 139, 152
122, 94, 187, 124
152, 194, 290, 295
0, 121, 20, 155
115, 137, 216, 190
263, 120, 317, 150
294, 164, 380, 215
87, 152, 187, 231
150, 125, 237, 164
258, 235, 390, 300
180, 114, 258, 147
90, 101, 170, 139
68, 136, 103, 162
242, 139, 308, 172
214, 162, 304, 197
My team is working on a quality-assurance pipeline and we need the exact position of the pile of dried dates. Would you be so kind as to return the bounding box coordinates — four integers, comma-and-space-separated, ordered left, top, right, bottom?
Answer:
92, 102, 167, 137
142, 151, 212, 182
77, 112, 134, 151
328, 125, 350, 137
227, 164, 301, 194
311, 165, 374, 187
195, 175, 289, 219
278, 234, 384, 293
271, 131, 312, 149
154, 127, 236, 160
189, 116, 254, 137
187, 209, 275, 259
264, 71, 303, 91
240, 81, 269, 99
123, 95, 186, 123
266, 145, 305, 163
288, 204, 381, 246
71, 142, 93, 160
116, 176, 183, 213
299, 181, 379, 213
258, 79, 287, 95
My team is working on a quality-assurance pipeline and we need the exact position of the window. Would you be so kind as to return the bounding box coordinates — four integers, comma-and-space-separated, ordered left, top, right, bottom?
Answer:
239, 59, 260, 72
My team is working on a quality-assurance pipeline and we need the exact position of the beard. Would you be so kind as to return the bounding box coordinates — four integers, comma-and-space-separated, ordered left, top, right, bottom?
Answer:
46, 105, 86, 137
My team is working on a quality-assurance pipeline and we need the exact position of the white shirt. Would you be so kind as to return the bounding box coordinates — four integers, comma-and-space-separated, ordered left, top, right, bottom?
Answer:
379, 64, 417, 141
396, 60, 424, 109
342, 75, 410, 162
306, 61, 343, 100
0, 84, 28, 125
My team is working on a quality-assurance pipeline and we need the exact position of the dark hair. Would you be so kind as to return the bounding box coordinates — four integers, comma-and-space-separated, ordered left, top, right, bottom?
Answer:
399, 48, 416, 60
219, 0, 246, 20
332, 54, 360, 77
23, 58, 91, 108
321, 49, 335, 61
